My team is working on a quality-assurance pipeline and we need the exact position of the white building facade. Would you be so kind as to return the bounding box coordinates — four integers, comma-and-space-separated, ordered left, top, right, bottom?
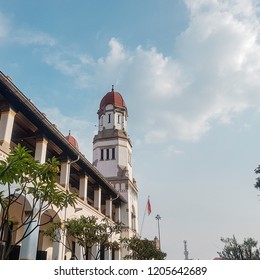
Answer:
0, 73, 139, 260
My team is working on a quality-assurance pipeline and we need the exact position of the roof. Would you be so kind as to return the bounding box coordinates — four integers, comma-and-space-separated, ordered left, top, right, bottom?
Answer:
66, 132, 79, 150
0, 71, 126, 204
100, 86, 126, 110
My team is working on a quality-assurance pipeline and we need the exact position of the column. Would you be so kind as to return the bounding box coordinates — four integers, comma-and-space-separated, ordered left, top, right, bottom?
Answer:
35, 137, 48, 163
91, 244, 99, 260
60, 159, 70, 189
79, 174, 88, 202
19, 212, 40, 260
52, 229, 65, 260
52, 239, 65, 260
0, 106, 16, 151
114, 248, 121, 260
105, 196, 112, 218
114, 205, 121, 223
75, 242, 83, 260
120, 203, 128, 227
104, 248, 111, 260
94, 186, 101, 211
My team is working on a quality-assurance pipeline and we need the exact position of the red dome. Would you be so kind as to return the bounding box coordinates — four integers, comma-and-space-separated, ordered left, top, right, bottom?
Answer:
65, 133, 79, 150
100, 86, 126, 110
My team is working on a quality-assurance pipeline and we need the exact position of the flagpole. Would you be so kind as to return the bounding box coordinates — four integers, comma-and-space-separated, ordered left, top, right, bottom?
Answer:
139, 201, 147, 237
140, 196, 149, 236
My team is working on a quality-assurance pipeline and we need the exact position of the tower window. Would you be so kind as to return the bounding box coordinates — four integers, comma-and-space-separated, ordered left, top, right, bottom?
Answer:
118, 115, 120, 123
112, 148, 115, 159
101, 149, 104, 160
106, 149, 110, 160
108, 114, 111, 123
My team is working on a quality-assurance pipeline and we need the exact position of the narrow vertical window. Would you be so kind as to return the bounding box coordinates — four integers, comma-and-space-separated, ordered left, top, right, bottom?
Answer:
100, 245, 105, 260
106, 148, 109, 160
101, 149, 104, 160
112, 148, 115, 159
118, 114, 120, 123
71, 241, 76, 259
108, 113, 111, 123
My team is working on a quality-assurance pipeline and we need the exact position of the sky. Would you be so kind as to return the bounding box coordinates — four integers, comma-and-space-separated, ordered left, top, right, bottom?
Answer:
1, 0, 260, 260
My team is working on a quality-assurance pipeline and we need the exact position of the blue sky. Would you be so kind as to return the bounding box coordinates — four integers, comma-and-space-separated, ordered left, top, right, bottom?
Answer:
1, 0, 260, 259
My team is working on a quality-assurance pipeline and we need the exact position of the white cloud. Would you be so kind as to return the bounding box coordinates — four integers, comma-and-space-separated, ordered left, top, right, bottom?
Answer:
43, 107, 94, 159
38, 0, 260, 145
98, 37, 127, 65
0, 12, 56, 47
45, 51, 81, 76
165, 145, 185, 157
137, 0, 260, 142
0, 12, 11, 43
14, 29, 56, 46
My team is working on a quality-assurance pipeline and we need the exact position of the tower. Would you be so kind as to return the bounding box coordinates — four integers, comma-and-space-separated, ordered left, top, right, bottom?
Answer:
93, 86, 138, 240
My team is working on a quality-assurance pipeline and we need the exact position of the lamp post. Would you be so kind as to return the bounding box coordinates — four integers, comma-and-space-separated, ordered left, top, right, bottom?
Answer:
155, 214, 161, 250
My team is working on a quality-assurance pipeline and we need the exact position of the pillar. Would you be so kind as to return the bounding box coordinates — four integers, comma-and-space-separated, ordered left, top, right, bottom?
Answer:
35, 137, 48, 163
19, 212, 40, 260
75, 242, 83, 260
105, 196, 112, 218
79, 174, 88, 202
120, 203, 128, 227
60, 159, 70, 189
52, 229, 65, 260
91, 244, 99, 260
104, 248, 111, 260
94, 186, 101, 211
114, 248, 121, 260
52, 239, 65, 260
0, 106, 16, 151
115, 205, 121, 223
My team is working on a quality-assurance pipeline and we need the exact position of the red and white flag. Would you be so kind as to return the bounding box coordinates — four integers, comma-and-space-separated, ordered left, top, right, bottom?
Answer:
147, 197, 152, 215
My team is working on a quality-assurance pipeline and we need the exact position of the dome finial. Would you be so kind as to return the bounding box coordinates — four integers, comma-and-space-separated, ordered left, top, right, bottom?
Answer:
112, 85, 114, 92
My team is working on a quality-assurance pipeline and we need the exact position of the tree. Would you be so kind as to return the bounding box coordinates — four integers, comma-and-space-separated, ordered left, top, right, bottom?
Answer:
254, 165, 260, 189
44, 215, 122, 260
0, 144, 76, 259
121, 236, 167, 260
217, 235, 260, 260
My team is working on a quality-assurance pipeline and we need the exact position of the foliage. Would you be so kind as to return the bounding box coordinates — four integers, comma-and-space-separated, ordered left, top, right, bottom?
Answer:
0, 144, 76, 259
44, 215, 122, 260
121, 236, 167, 260
217, 235, 260, 260
254, 165, 260, 190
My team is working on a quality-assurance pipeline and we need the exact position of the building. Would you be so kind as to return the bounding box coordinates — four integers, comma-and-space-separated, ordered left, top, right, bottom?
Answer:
93, 86, 139, 256
0, 72, 138, 260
